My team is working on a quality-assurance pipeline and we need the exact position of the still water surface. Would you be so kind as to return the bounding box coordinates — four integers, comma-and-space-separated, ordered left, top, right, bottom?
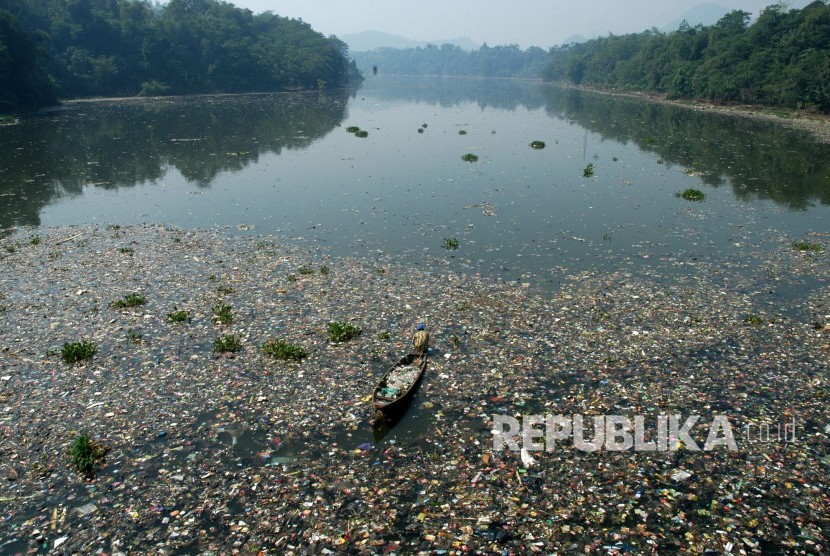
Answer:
2, 75, 829, 290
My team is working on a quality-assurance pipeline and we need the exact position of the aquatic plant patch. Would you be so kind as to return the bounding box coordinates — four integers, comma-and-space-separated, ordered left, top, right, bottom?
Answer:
61, 340, 97, 364
443, 237, 460, 250
327, 321, 362, 343
212, 303, 233, 325
214, 334, 241, 353
677, 188, 705, 202
263, 339, 308, 361
791, 240, 824, 252
112, 293, 146, 309
167, 309, 191, 323
70, 433, 108, 479
583, 163, 595, 177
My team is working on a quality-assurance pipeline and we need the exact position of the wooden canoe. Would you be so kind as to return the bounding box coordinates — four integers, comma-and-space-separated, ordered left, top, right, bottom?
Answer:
372, 352, 428, 418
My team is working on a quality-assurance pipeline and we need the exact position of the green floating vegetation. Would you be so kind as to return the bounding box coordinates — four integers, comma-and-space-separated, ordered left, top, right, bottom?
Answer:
216, 285, 235, 294
30, 235, 41, 245
677, 188, 705, 202
529, 140, 546, 149
320, 265, 330, 276
298, 266, 315, 275
744, 314, 764, 326
327, 321, 362, 343
583, 163, 595, 177
345, 126, 360, 133
61, 340, 97, 364
443, 237, 460, 250
214, 334, 241, 353
212, 302, 233, 325
791, 240, 824, 252
263, 339, 308, 361
118, 246, 134, 254
354, 130, 369, 138
461, 153, 478, 162
421, 123, 428, 129
417, 128, 424, 134
458, 130, 467, 135
126, 328, 142, 343
377, 331, 392, 341
167, 309, 191, 323
70, 433, 108, 479
112, 293, 146, 309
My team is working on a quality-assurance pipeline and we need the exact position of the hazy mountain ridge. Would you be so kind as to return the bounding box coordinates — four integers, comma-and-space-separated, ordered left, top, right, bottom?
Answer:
344, 3, 806, 52
341, 30, 481, 52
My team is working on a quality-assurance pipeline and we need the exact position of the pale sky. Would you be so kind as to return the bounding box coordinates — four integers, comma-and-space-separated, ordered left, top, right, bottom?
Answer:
223, 0, 813, 48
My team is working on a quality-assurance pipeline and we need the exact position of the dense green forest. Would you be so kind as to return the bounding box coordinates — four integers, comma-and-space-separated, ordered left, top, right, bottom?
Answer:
0, 0, 361, 110
353, 43, 549, 79
541, 1, 830, 112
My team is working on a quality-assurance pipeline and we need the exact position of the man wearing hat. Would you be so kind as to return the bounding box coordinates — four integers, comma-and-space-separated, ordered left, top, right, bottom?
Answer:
412, 323, 429, 359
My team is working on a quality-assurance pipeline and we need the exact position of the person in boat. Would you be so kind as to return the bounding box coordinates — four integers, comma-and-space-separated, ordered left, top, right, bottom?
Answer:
413, 323, 429, 358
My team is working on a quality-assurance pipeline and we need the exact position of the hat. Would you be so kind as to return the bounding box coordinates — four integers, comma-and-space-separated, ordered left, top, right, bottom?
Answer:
416, 323, 425, 330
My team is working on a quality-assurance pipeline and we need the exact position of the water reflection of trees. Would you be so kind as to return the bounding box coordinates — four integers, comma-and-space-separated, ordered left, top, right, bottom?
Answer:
363, 77, 830, 210
541, 87, 830, 210
0, 91, 351, 228
363, 75, 549, 111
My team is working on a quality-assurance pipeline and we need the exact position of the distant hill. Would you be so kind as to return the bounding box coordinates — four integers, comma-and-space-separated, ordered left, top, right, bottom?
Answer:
663, 3, 730, 31
341, 30, 481, 53
561, 34, 589, 46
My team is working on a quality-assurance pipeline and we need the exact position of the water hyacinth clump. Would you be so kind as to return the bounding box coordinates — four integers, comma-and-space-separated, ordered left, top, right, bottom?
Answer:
212, 303, 233, 325
61, 340, 97, 364
263, 339, 308, 361
461, 153, 478, 162
791, 240, 824, 252
167, 309, 191, 323
112, 293, 146, 309
583, 163, 595, 177
214, 334, 241, 353
677, 188, 705, 202
327, 321, 362, 343
530, 140, 546, 149
70, 433, 107, 479
443, 237, 460, 250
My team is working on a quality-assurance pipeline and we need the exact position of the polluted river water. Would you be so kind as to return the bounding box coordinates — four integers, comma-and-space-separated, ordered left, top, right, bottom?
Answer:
0, 76, 829, 553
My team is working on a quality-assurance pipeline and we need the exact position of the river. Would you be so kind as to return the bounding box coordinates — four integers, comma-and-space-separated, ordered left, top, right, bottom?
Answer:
2, 75, 829, 294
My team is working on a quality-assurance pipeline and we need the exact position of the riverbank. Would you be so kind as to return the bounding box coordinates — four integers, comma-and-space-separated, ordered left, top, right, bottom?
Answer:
562, 83, 830, 144
1, 224, 828, 554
